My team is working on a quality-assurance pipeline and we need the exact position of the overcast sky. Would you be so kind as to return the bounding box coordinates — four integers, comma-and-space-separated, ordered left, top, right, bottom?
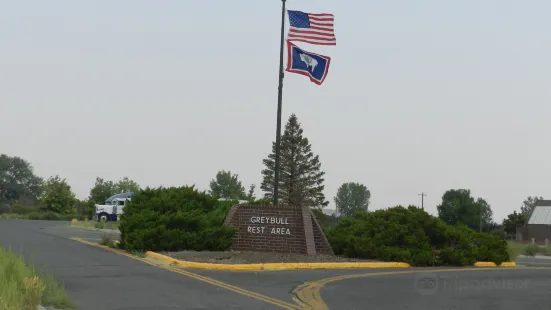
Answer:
1, 0, 550, 222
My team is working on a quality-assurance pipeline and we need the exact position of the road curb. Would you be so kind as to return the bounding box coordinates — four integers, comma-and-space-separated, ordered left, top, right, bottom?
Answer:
474, 261, 517, 267
72, 240, 517, 270
145, 251, 412, 270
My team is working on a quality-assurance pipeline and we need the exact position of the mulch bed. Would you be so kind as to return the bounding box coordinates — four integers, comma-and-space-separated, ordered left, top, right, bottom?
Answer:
161, 250, 378, 264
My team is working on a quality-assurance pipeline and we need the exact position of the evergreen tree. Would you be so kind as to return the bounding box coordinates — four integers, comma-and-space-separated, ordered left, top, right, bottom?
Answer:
260, 114, 328, 209
246, 184, 256, 201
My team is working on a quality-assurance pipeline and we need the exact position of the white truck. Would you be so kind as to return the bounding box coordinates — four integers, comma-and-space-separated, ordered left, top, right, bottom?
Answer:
94, 192, 134, 222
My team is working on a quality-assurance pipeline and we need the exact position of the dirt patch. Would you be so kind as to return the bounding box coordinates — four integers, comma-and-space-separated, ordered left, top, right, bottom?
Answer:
162, 250, 378, 264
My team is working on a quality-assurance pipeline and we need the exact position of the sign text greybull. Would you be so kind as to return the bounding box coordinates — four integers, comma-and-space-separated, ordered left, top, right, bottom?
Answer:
247, 216, 291, 235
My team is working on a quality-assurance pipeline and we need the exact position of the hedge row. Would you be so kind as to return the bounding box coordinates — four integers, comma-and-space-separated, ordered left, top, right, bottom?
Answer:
119, 187, 508, 266
325, 205, 509, 266
119, 186, 236, 252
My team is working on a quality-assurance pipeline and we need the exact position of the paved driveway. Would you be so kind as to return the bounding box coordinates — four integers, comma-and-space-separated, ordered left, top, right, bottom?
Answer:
2, 220, 551, 310
0, 220, 288, 310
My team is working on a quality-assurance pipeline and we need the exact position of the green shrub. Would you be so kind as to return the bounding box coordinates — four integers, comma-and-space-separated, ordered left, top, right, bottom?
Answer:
326, 205, 509, 266
0, 211, 74, 221
119, 186, 236, 252
99, 234, 119, 248
10, 204, 39, 215
311, 209, 339, 230
541, 246, 551, 256
27, 211, 74, 221
523, 244, 539, 256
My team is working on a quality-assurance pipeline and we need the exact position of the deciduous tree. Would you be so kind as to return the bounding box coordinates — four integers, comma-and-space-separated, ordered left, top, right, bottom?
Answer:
0, 154, 43, 206
503, 211, 527, 235
40, 175, 76, 214
437, 189, 493, 232
114, 177, 141, 194
520, 196, 543, 217
88, 177, 115, 205
334, 182, 370, 217
208, 170, 246, 199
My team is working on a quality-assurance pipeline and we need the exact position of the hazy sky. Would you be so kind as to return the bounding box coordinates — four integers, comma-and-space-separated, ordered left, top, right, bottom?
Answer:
1, 1, 550, 222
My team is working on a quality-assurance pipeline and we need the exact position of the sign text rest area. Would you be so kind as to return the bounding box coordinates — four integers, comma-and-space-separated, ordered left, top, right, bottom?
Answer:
247, 216, 291, 235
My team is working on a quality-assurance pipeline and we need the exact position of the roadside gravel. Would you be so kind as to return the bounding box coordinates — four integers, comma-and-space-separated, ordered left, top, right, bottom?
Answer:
162, 250, 377, 264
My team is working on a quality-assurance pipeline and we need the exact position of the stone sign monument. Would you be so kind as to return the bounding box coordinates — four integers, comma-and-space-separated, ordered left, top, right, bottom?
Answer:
223, 204, 334, 256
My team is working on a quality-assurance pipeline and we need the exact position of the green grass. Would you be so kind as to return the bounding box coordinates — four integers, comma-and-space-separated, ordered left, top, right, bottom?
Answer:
128, 250, 146, 258
0, 246, 74, 310
507, 241, 525, 261
507, 241, 551, 259
70, 220, 119, 231
0, 212, 74, 221
99, 234, 120, 249
97, 234, 146, 258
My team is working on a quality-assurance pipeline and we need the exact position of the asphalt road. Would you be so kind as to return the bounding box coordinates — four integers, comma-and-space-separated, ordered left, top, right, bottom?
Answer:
2, 219, 551, 310
0, 220, 286, 310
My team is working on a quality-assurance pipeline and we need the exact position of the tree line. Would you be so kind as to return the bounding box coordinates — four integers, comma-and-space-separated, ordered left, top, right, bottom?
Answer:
0, 153, 141, 218
0, 114, 372, 218
0, 113, 544, 237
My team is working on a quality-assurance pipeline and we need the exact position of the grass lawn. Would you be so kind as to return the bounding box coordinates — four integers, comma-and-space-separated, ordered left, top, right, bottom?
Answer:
0, 212, 74, 221
0, 246, 74, 310
70, 219, 119, 231
507, 241, 551, 259
508, 241, 525, 261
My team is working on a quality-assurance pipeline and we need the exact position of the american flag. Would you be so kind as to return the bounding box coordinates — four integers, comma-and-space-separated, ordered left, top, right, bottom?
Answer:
287, 10, 336, 46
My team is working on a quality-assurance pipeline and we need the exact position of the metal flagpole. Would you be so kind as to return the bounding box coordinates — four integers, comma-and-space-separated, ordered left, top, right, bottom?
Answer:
273, 0, 286, 205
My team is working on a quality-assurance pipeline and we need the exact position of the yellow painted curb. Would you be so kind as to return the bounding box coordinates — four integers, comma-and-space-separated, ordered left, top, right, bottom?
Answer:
474, 261, 517, 267
474, 262, 497, 267
474, 262, 517, 267
145, 251, 411, 270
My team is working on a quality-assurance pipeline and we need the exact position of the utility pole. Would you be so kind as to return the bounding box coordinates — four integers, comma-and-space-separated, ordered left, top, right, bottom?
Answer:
479, 204, 483, 233
273, 0, 286, 205
418, 192, 427, 209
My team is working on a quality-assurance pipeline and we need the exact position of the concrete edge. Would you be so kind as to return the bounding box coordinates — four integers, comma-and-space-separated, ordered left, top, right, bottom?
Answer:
145, 251, 412, 270
474, 261, 517, 267
71, 238, 517, 270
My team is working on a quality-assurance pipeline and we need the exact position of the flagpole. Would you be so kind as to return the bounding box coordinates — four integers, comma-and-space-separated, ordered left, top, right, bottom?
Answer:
273, 0, 286, 205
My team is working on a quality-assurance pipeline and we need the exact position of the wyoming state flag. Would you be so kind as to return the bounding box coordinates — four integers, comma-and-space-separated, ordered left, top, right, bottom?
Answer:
286, 41, 331, 85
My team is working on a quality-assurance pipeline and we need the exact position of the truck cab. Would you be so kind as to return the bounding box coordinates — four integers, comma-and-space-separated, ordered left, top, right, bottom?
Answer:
94, 192, 134, 222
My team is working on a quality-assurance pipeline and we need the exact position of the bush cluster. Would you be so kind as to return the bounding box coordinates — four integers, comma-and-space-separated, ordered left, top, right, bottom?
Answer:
325, 205, 509, 266
522, 244, 551, 257
119, 186, 236, 252
0, 211, 74, 221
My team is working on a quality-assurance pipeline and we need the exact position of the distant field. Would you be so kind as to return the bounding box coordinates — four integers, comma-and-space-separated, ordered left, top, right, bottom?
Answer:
0, 212, 73, 221
0, 246, 74, 310
508, 241, 551, 259
70, 220, 120, 231
508, 241, 525, 261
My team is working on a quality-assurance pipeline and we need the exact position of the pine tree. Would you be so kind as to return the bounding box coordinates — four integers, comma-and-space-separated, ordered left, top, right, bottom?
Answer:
260, 114, 328, 209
